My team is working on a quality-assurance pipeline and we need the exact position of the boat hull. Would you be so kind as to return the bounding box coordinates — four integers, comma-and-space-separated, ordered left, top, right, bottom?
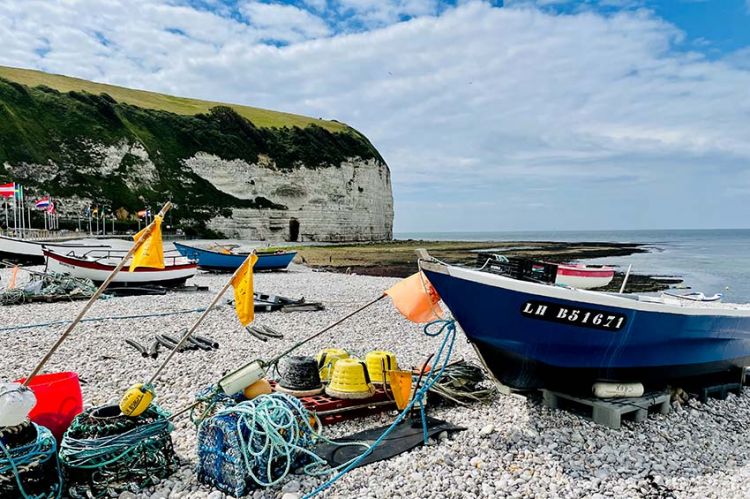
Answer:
422, 262, 750, 390
44, 250, 197, 287
174, 242, 296, 271
0, 236, 111, 265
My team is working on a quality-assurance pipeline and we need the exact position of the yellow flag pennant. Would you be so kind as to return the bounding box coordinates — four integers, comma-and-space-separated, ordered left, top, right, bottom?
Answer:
129, 215, 165, 272
231, 253, 259, 326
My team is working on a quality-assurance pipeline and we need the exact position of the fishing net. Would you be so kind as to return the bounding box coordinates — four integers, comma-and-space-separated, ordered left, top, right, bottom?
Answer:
1, 272, 97, 305
59, 404, 178, 498
0, 419, 62, 499
196, 393, 319, 497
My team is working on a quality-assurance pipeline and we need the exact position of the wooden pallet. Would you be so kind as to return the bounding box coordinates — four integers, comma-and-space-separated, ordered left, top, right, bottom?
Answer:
270, 381, 396, 425
541, 389, 671, 429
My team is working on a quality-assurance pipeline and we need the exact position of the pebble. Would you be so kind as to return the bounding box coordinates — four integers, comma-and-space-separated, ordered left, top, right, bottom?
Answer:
3, 263, 750, 498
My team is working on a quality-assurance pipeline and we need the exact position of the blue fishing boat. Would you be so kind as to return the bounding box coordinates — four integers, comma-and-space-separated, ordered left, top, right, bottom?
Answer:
419, 251, 750, 390
174, 242, 296, 271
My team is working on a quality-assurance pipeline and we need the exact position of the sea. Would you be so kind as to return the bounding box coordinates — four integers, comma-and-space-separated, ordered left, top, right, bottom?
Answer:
395, 229, 750, 303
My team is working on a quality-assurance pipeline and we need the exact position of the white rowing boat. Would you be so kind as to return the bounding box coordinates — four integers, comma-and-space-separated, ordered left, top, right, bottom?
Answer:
43, 249, 197, 287
0, 235, 110, 264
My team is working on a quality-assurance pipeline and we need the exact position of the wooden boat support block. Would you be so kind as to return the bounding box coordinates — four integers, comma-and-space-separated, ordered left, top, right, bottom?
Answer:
541, 389, 671, 430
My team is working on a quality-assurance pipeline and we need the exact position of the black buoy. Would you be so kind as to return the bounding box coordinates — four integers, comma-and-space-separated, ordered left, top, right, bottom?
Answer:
274, 356, 324, 397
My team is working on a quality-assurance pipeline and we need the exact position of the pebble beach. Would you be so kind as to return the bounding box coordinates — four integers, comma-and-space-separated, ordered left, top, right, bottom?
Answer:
3, 264, 750, 499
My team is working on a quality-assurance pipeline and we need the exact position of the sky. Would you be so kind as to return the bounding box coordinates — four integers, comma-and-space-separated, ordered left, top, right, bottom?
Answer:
0, 0, 749, 232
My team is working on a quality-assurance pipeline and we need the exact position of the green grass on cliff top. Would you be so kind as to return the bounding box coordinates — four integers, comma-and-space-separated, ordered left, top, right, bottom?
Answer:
0, 65, 347, 132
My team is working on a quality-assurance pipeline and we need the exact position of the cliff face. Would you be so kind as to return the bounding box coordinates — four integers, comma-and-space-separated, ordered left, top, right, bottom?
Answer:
186, 154, 392, 241
0, 70, 393, 241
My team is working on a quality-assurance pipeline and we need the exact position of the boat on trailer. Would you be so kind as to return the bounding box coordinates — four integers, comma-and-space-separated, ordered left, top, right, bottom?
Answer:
420, 250, 750, 391
0, 235, 110, 265
173, 242, 296, 272
43, 249, 197, 287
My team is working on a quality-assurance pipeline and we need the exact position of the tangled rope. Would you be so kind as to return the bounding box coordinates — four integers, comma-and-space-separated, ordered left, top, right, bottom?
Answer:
428, 360, 497, 405
197, 392, 367, 495
0, 272, 96, 306
303, 318, 457, 498
59, 404, 177, 498
0, 421, 61, 499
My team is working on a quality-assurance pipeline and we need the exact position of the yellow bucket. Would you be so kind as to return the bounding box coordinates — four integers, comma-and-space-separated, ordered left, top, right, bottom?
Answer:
325, 358, 374, 399
316, 348, 349, 383
365, 351, 399, 384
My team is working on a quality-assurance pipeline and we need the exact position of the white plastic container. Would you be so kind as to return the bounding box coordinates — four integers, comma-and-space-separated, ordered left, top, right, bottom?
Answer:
0, 382, 37, 427
592, 382, 644, 398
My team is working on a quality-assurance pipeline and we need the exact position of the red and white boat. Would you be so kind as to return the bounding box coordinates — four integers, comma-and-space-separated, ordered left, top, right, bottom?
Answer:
554, 263, 615, 290
43, 248, 197, 287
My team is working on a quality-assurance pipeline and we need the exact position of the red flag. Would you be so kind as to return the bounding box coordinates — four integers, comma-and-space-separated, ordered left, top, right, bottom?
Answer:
0, 183, 15, 198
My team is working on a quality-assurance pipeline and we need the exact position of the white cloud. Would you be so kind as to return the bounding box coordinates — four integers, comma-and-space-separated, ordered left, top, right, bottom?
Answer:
240, 2, 331, 42
0, 1, 749, 230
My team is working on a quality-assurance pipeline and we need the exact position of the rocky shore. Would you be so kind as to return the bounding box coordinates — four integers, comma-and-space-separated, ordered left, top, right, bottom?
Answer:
293, 240, 682, 293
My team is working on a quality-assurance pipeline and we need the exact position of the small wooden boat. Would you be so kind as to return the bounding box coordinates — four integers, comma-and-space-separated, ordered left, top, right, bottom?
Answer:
43, 249, 197, 287
0, 235, 110, 265
555, 263, 614, 289
174, 242, 296, 272
421, 250, 750, 391
479, 255, 614, 290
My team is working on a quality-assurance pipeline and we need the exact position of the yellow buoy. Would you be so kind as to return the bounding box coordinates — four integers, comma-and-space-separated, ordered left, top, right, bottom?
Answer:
365, 351, 399, 384
325, 358, 375, 399
243, 378, 273, 400
316, 348, 349, 383
119, 383, 154, 417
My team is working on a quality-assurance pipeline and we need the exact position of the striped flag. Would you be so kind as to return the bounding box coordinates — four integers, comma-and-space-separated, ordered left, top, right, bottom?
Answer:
35, 197, 51, 209
0, 182, 15, 198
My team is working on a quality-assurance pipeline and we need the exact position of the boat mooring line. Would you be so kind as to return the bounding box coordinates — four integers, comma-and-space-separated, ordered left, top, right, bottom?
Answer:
0, 307, 207, 333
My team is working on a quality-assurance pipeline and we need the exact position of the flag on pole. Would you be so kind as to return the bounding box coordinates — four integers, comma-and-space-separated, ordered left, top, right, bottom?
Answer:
35, 197, 50, 209
385, 272, 443, 323
46, 201, 56, 214
230, 252, 259, 326
129, 215, 165, 271
0, 183, 15, 198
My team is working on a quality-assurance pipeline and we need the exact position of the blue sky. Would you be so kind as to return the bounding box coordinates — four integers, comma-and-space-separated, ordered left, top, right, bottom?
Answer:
0, 0, 749, 232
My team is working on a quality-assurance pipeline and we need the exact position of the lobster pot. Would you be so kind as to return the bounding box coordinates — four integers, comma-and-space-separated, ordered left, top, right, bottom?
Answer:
196, 394, 317, 497
0, 419, 61, 499
60, 404, 178, 498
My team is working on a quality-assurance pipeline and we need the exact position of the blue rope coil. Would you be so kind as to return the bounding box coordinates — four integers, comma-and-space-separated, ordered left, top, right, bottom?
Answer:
196, 392, 368, 496
0, 423, 62, 499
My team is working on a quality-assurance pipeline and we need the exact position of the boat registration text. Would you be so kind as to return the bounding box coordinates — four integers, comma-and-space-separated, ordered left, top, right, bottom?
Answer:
521, 300, 627, 331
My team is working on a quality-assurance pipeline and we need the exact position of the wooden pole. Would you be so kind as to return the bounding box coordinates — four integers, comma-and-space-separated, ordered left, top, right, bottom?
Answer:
145, 252, 255, 386
23, 202, 173, 387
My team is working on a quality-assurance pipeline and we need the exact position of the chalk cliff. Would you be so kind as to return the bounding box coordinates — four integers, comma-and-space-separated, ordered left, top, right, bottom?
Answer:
0, 66, 393, 240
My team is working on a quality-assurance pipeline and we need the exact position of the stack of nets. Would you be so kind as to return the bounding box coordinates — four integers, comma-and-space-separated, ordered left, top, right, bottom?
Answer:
0, 419, 61, 499
427, 360, 497, 405
1, 272, 97, 306
196, 393, 320, 497
59, 404, 178, 498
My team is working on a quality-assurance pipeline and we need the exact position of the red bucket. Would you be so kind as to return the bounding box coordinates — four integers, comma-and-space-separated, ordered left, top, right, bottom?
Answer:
15, 372, 83, 441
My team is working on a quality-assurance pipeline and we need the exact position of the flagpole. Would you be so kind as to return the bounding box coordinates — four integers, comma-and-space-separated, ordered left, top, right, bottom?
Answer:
23, 202, 173, 387
145, 252, 255, 387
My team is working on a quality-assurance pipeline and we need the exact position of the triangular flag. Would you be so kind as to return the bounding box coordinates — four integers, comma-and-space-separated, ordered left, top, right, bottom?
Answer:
231, 253, 259, 326
385, 271, 443, 323
129, 216, 165, 271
